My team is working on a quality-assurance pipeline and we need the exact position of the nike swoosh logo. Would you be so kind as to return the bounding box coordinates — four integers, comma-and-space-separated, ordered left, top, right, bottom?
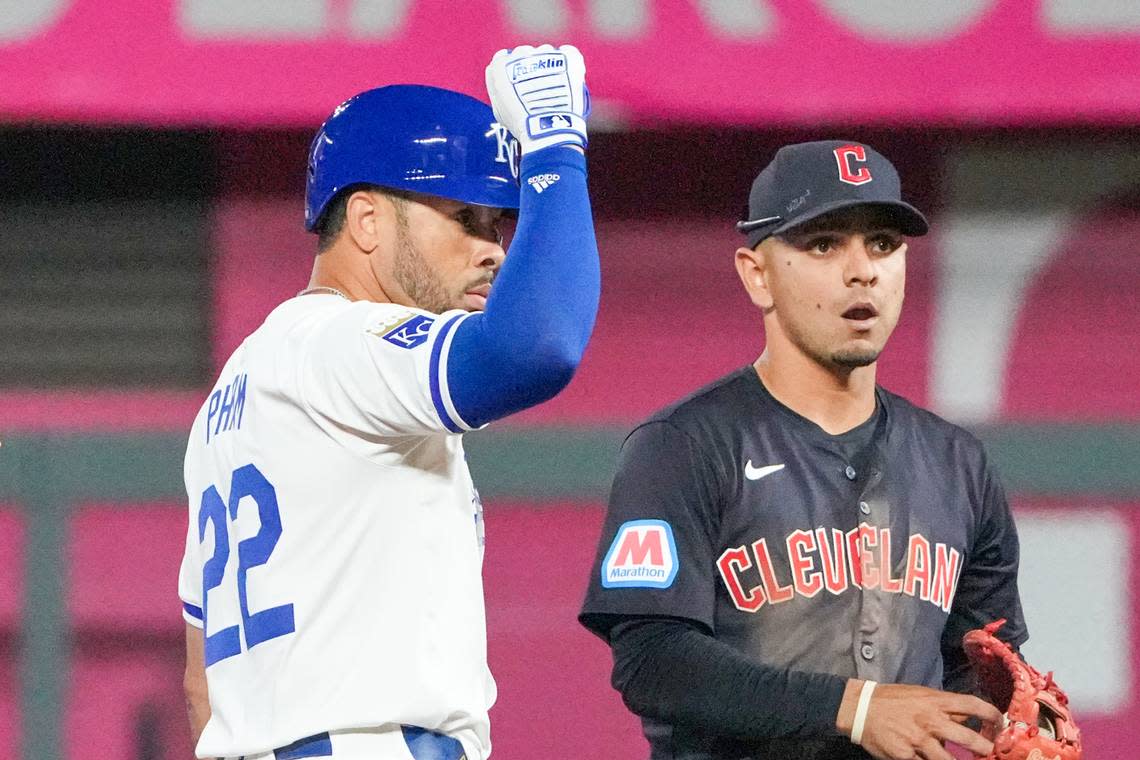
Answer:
744, 461, 785, 481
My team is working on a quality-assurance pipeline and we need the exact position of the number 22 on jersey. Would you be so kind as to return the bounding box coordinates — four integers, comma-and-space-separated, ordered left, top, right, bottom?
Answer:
198, 464, 295, 666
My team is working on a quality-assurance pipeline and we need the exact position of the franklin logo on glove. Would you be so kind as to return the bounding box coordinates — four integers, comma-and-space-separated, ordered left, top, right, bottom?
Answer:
509, 55, 565, 82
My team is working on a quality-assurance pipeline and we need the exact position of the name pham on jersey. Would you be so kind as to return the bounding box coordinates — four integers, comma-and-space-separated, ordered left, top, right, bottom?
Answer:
205, 372, 249, 444
717, 525, 962, 613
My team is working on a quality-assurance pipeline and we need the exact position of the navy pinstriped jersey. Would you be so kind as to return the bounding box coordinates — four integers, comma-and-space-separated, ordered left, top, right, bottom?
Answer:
579, 366, 1026, 760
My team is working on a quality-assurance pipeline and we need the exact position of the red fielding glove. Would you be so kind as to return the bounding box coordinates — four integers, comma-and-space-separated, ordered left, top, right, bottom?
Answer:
962, 620, 1082, 760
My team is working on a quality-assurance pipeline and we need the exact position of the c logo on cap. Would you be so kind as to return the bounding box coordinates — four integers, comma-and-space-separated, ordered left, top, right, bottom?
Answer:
834, 145, 873, 186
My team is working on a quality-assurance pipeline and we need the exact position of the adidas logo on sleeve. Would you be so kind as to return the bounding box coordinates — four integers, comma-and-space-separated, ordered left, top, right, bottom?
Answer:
526, 173, 560, 193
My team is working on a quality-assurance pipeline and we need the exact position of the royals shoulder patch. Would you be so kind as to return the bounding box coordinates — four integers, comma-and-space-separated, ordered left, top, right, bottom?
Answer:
371, 314, 435, 349
601, 519, 678, 589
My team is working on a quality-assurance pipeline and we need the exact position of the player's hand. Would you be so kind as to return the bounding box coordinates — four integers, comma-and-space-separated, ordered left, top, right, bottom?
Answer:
485, 44, 589, 155
843, 682, 1003, 760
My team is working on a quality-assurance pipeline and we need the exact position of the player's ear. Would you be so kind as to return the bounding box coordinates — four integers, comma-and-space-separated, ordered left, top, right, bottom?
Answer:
734, 244, 775, 312
344, 189, 387, 254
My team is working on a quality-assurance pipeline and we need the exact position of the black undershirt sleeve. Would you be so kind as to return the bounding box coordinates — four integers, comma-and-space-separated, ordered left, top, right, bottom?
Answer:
941, 451, 1027, 696
609, 617, 848, 740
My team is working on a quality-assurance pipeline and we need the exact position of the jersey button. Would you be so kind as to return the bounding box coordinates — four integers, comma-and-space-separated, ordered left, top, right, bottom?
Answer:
859, 501, 871, 515
861, 643, 876, 661
845, 465, 857, 481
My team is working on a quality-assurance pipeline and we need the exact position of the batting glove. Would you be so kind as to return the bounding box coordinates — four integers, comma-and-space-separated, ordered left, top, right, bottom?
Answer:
485, 44, 589, 155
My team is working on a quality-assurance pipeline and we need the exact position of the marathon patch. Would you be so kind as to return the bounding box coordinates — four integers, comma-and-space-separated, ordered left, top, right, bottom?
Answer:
379, 314, 434, 349
601, 519, 678, 589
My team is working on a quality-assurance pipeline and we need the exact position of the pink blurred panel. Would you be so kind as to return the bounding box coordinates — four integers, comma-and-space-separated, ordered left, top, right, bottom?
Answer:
484, 501, 647, 756
67, 504, 186, 634
1013, 499, 1140, 760
0, 390, 202, 433
1082, 500, 1140, 760
0, 507, 19, 759
1003, 205, 1140, 420
66, 645, 190, 760
211, 199, 314, 368
0, 652, 17, 760
1078, 716, 1137, 760
0, 507, 23, 630
514, 220, 764, 424
3, 2, 1140, 126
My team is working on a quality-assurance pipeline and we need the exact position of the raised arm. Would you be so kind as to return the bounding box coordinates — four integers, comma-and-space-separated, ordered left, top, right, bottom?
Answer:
445, 45, 600, 426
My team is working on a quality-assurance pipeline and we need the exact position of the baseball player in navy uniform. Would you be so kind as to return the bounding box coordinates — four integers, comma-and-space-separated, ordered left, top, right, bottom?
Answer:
180, 45, 597, 759
580, 141, 1023, 760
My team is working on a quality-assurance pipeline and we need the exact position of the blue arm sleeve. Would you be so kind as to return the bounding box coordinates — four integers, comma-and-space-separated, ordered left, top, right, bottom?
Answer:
445, 148, 600, 427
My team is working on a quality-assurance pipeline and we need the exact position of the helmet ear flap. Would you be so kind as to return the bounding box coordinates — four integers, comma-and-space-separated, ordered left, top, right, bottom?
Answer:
304, 131, 329, 230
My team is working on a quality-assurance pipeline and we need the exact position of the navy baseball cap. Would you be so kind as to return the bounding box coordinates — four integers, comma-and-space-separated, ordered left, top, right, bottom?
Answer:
737, 140, 928, 248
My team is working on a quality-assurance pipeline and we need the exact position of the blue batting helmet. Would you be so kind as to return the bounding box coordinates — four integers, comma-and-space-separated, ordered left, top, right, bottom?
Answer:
304, 84, 521, 231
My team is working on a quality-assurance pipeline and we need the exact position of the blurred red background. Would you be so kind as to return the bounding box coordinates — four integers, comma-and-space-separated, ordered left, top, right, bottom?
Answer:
2, 3, 1139, 759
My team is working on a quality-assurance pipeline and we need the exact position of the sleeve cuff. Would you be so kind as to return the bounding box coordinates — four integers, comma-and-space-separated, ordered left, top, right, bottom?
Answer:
182, 601, 204, 628
429, 312, 480, 433
519, 146, 587, 178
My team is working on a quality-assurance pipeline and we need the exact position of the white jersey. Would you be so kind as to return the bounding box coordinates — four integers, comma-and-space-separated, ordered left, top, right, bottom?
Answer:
178, 294, 493, 759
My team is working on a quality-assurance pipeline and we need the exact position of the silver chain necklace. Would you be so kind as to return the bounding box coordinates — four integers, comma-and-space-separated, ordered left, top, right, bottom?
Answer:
297, 286, 351, 301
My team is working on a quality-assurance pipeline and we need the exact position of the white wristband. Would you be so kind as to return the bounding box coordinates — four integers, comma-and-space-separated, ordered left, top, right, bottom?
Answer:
850, 680, 877, 745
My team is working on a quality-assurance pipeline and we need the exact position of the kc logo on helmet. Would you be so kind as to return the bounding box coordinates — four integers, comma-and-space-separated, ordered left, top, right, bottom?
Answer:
601, 520, 678, 589
485, 123, 520, 180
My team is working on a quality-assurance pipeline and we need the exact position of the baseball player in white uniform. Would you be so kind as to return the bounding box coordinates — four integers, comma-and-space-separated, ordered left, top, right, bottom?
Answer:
178, 45, 598, 760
